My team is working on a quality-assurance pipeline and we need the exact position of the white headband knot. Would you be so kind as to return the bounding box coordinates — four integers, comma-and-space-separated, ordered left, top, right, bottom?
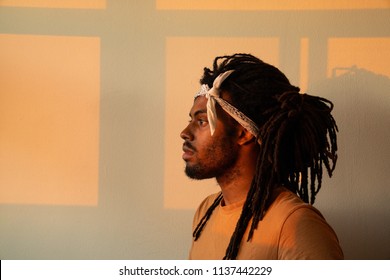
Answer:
194, 70, 260, 138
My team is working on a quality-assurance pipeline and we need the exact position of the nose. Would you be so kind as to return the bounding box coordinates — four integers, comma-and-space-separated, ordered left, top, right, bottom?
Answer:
180, 124, 193, 141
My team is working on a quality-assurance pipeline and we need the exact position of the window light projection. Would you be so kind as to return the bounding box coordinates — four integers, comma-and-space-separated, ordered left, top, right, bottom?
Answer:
0, 34, 100, 206
157, 0, 389, 10
328, 38, 390, 79
0, 0, 106, 9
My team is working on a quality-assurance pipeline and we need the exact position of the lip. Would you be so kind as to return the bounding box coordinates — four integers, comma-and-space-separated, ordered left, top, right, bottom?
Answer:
182, 145, 195, 161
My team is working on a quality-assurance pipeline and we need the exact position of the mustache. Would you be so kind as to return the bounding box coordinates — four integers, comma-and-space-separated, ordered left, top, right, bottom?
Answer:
183, 141, 196, 152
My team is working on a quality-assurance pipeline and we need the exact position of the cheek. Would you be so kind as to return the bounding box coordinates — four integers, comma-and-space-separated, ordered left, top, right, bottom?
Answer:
194, 130, 212, 150
205, 136, 231, 159
195, 127, 237, 160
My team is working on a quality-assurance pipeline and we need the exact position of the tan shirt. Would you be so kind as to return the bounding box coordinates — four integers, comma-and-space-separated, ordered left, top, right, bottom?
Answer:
189, 188, 344, 259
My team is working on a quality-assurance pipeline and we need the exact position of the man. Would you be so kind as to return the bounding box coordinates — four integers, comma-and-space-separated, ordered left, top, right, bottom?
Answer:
180, 54, 343, 260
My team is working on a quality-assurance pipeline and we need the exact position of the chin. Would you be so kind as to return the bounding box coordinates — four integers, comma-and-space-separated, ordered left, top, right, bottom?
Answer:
184, 165, 218, 180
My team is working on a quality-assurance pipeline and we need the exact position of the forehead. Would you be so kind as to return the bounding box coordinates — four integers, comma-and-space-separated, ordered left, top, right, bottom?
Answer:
189, 96, 208, 115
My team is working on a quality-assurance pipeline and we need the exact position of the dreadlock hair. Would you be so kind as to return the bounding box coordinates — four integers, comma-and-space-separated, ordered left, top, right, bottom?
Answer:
193, 53, 338, 260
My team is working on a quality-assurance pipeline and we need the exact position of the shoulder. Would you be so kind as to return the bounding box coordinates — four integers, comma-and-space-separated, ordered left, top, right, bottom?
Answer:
268, 188, 332, 236
269, 188, 343, 259
198, 192, 222, 211
192, 192, 222, 229
270, 188, 314, 210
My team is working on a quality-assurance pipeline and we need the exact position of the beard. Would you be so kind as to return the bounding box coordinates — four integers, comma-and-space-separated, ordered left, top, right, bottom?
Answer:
184, 134, 239, 180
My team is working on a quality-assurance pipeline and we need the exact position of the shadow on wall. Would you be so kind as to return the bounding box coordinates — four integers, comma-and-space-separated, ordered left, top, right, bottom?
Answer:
312, 67, 390, 260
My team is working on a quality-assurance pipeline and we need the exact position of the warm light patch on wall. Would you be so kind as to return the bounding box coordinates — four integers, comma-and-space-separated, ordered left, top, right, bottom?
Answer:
328, 38, 390, 79
156, 0, 389, 10
299, 38, 309, 93
164, 37, 279, 209
0, 0, 106, 9
0, 34, 100, 206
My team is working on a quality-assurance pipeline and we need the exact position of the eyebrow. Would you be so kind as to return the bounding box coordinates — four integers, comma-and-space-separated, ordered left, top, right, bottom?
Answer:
189, 109, 207, 118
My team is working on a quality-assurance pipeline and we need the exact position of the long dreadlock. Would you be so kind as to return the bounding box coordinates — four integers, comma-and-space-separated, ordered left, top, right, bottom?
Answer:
192, 54, 338, 260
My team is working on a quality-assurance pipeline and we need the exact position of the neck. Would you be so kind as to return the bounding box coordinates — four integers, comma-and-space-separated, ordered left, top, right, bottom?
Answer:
216, 147, 258, 206
217, 173, 252, 206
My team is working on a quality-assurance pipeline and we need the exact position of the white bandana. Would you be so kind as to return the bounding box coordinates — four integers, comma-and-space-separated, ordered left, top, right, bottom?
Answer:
194, 70, 260, 138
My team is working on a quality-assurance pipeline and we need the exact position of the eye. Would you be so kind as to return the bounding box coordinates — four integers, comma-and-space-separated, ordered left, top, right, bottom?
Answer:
197, 118, 208, 127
